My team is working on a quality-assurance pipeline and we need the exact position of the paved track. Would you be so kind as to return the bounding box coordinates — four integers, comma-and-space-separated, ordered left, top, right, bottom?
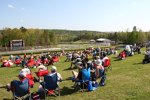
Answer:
0, 48, 62, 55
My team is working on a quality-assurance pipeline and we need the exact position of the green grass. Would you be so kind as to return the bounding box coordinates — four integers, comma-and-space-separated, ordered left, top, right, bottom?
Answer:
0, 53, 150, 100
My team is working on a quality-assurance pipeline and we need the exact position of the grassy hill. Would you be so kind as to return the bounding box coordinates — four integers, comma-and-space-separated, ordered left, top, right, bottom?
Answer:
0, 53, 150, 100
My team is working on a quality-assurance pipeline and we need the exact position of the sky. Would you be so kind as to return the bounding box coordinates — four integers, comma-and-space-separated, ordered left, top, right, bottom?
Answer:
0, 0, 150, 32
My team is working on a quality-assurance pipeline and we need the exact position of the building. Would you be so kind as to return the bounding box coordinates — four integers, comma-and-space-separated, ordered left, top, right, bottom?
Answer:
10, 39, 25, 50
96, 38, 111, 46
89, 39, 96, 43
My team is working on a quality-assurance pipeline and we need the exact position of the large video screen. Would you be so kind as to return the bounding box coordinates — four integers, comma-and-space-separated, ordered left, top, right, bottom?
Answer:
10, 40, 24, 50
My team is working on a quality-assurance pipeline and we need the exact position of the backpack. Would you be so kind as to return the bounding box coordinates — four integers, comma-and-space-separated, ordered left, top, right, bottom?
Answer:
88, 81, 93, 91
88, 81, 98, 91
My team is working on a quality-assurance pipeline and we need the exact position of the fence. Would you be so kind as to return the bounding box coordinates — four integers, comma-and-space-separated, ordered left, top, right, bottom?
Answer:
0, 43, 111, 55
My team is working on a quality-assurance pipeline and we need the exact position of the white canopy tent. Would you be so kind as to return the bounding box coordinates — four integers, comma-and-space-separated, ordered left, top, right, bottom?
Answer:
96, 38, 111, 42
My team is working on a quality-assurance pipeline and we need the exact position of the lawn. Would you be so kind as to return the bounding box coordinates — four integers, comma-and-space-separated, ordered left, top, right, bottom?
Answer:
0, 53, 150, 100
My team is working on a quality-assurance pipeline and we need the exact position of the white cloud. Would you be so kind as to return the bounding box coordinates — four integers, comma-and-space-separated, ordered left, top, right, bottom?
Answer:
8, 4, 14, 8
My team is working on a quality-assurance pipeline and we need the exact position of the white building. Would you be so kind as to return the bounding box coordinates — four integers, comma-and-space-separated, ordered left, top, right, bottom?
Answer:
96, 38, 111, 46
89, 39, 96, 43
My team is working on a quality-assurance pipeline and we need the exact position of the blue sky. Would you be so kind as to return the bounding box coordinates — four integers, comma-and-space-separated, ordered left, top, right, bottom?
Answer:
0, 0, 150, 32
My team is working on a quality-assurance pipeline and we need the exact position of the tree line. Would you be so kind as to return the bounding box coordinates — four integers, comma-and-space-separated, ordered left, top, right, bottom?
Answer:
0, 26, 150, 47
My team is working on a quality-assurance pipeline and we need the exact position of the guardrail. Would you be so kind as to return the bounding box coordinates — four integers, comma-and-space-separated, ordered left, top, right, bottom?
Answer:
0, 43, 111, 56
0, 48, 62, 55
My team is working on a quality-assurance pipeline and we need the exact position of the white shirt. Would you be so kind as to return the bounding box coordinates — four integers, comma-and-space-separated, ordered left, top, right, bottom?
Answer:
19, 68, 31, 77
37, 65, 47, 70
125, 45, 131, 52
146, 50, 150, 55
95, 59, 103, 66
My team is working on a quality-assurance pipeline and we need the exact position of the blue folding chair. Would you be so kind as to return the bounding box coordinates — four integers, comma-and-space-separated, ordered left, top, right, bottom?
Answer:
75, 67, 91, 92
11, 78, 31, 100
41, 73, 60, 99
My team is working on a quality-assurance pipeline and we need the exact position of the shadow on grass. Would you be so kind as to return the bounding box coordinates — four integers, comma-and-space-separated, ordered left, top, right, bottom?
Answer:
62, 77, 73, 82
113, 59, 123, 61
133, 62, 143, 65
112, 56, 118, 59
112, 56, 124, 61
0, 65, 21, 69
63, 67, 77, 71
60, 86, 76, 96
3, 98, 13, 100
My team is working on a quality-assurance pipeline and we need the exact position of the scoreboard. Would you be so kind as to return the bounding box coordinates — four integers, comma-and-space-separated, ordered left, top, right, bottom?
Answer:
10, 40, 25, 50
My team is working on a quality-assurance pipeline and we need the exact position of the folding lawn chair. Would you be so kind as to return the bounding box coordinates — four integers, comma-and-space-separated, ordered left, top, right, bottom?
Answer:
11, 78, 31, 100
103, 58, 112, 71
41, 73, 61, 99
74, 67, 91, 92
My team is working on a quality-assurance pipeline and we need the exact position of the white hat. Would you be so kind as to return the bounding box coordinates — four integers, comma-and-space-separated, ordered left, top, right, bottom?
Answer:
95, 60, 102, 66
76, 62, 82, 66
51, 66, 57, 71
87, 61, 92, 64
38, 64, 47, 70
77, 58, 81, 61
38, 64, 46, 69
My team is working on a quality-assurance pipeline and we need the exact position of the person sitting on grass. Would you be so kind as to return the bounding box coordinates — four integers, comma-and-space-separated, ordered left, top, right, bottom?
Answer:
143, 48, 150, 64
71, 62, 83, 82
94, 59, 106, 86
71, 60, 91, 82
71, 61, 86, 86
37, 66, 62, 97
71, 60, 99, 91
20, 65, 35, 87
9, 55, 14, 61
0, 73, 32, 99
101, 53, 111, 71
65, 52, 72, 62
35, 64, 49, 82
20, 65, 31, 76
70, 57, 82, 69
87, 61, 97, 82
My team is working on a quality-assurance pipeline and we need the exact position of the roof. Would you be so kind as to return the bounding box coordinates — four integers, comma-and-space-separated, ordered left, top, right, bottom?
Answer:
90, 39, 95, 42
96, 38, 111, 42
